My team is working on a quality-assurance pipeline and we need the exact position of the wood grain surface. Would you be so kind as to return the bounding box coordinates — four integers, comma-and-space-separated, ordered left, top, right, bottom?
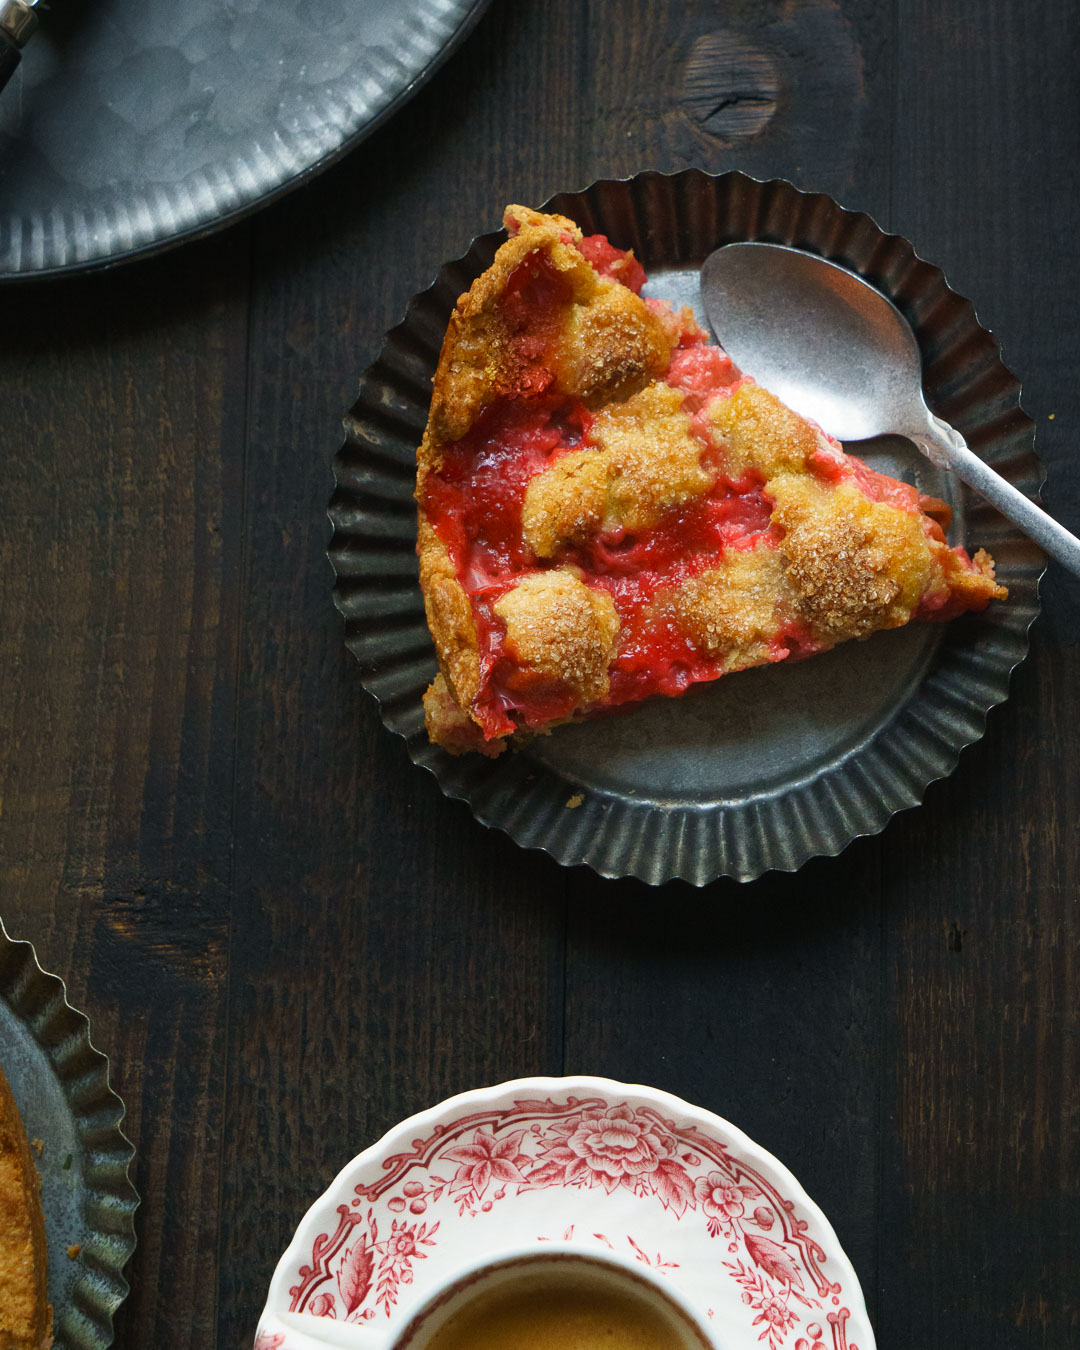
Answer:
0, 2, 1077, 1347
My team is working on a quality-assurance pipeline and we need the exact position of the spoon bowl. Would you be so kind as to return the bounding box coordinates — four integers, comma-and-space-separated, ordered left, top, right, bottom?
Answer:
700, 243, 920, 442
700, 242, 1080, 578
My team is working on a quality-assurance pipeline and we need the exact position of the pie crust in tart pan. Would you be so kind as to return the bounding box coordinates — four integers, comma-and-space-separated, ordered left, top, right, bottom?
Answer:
0, 918, 139, 1349
329, 170, 1043, 885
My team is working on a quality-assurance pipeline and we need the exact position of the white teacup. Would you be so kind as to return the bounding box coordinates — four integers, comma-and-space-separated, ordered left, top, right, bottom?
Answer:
256, 1243, 719, 1350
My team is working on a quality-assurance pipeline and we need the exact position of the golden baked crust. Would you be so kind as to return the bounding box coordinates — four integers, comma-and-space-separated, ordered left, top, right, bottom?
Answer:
416, 205, 678, 729
522, 383, 712, 558
0, 1064, 52, 1350
707, 379, 829, 478
415, 206, 1007, 756
423, 674, 503, 758
417, 516, 483, 715
420, 205, 674, 464
666, 544, 790, 672
770, 474, 934, 642
493, 568, 620, 706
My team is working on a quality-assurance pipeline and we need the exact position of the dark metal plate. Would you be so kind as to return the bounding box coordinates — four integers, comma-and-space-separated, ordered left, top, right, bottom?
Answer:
329, 171, 1043, 885
0, 0, 490, 279
0, 918, 138, 1349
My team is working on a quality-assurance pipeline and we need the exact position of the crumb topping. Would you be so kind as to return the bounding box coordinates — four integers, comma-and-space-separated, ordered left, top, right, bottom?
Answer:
547, 287, 673, 407
522, 383, 713, 557
0, 1065, 51, 1350
667, 544, 790, 669
771, 475, 933, 641
422, 207, 673, 458
707, 381, 837, 479
493, 568, 620, 705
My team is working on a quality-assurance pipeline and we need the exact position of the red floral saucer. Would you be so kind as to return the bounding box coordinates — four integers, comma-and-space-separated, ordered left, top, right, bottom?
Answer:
255, 1076, 875, 1350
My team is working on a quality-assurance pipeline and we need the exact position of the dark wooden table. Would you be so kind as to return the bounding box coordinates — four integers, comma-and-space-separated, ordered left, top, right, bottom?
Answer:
1, 2, 1077, 1346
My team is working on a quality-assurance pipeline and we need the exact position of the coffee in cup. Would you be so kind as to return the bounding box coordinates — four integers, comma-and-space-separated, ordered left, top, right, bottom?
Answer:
392, 1249, 715, 1350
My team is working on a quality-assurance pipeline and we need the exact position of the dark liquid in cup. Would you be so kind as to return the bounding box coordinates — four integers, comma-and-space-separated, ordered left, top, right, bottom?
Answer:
423, 1273, 694, 1350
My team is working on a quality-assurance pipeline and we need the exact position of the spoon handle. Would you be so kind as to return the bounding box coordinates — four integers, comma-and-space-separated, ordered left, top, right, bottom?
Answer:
910, 412, 1080, 580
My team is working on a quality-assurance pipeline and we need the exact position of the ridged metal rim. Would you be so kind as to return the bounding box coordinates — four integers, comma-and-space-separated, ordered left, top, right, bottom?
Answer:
0, 917, 139, 1348
0, 0, 491, 281
328, 170, 1044, 885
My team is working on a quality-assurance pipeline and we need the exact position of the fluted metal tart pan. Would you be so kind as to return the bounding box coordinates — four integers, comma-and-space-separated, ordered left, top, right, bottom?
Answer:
0, 0, 491, 278
328, 170, 1043, 885
0, 918, 138, 1348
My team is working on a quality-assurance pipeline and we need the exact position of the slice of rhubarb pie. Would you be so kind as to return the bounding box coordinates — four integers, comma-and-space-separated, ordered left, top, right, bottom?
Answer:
415, 205, 1006, 757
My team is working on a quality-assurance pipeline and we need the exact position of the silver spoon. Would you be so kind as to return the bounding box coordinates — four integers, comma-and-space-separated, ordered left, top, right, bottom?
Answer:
700, 242, 1080, 578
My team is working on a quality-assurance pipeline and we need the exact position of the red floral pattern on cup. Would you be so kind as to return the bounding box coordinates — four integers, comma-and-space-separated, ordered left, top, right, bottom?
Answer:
443, 1127, 531, 1198
282, 1096, 859, 1350
560, 1104, 674, 1181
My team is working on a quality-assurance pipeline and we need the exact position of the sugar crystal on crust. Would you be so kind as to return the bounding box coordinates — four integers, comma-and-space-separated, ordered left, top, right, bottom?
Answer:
493, 568, 619, 706
522, 383, 713, 558
547, 287, 673, 408
771, 475, 933, 641
707, 380, 835, 479
668, 545, 789, 670
420, 208, 673, 462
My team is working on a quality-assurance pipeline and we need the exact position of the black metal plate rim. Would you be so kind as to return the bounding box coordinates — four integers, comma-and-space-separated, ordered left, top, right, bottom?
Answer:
329, 169, 1044, 886
0, 915, 139, 1347
0, 0, 492, 284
